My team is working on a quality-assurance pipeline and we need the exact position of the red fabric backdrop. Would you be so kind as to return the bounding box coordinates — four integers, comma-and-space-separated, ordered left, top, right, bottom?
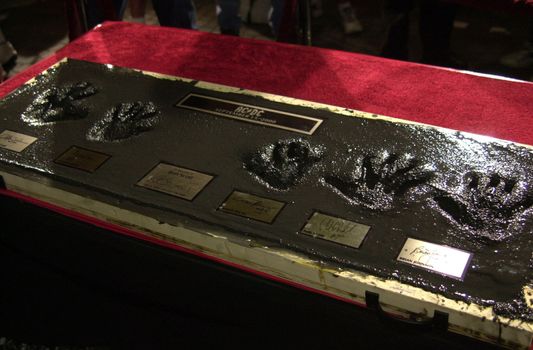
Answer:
1, 21, 532, 145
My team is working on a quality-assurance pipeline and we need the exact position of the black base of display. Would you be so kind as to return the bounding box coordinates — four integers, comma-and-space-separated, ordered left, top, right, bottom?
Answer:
0, 195, 499, 349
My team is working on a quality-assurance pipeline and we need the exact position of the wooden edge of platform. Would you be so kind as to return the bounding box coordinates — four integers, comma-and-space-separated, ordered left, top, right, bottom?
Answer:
1, 171, 532, 350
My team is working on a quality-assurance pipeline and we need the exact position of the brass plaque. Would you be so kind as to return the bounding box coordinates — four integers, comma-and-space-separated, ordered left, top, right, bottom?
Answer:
137, 163, 214, 201
301, 212, 370, 248
0, 130, 37, 152
219, 191, 285, 223
177, 94, 323, 135
55, 146, 111, 172
397, 238, 472, 280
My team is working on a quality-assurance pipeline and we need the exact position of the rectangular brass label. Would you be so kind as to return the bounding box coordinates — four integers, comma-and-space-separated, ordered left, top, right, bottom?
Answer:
219, 191, 285, 223
0, 130, 37, 152
301, 212, 370, 249
177, 94, 323, 135
55, 146, 110, 172
137, 163, 214, 201
397, 238, 472, 279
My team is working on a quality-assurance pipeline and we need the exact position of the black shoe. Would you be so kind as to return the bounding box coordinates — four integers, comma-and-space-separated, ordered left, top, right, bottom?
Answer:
220, 28, 240, 36
0, 40, 17, 73
422, 54, 468, 70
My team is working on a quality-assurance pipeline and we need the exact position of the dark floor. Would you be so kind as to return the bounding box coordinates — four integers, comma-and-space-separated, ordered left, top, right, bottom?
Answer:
0, 0, 532, 81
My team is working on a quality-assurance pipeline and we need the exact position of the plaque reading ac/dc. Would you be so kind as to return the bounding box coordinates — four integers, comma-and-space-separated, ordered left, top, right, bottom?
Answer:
302, 212, 370, 249
219, 191, 285, 224
137, 162, 214, 201
397, 238, 472, 280
177, 94, 323, 135
0, 130, 37, 152
55, 146, 111, 173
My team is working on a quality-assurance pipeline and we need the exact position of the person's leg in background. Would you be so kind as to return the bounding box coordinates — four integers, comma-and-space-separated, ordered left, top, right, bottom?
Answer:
217, 0, 241, 36
0, 27, 16, 74
114, 0, 127, 19
500, 20, 533, 68
337, 0, 362, 34
129, 0, 147, 23
269, 0, 284, 38
85, 0, 127, 29
419, 0, 459, 66
310, 0, 322, 18
381, 0, 413, 60
152, 0, 197, 29
85, 0, 105, 28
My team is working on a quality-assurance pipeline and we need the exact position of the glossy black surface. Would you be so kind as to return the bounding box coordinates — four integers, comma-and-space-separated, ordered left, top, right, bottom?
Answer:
0, 59, 531, 320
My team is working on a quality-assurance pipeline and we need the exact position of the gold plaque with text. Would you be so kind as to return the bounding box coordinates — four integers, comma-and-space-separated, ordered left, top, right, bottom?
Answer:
55, 146, 110, 173
137, 163, 214, 201
219, 191, 285, 224
0, 130, 37, 152
302, 212, 370, 248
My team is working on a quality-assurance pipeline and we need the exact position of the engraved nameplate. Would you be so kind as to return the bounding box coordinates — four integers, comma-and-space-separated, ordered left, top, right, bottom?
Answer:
397, 238, 472, 279
137, 163, 214, 201
177, 94, 323, 135
55, 146, 110, 172
219, 191, 285, 223
302, 212, 370, 248
0, 130, 37, 152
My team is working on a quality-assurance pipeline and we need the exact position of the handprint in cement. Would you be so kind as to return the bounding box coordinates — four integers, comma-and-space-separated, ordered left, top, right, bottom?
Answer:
22, 82, 97, 125
244, 138, 325, 190
434, 172, 532, 243
324, 151, 434, 210
87, 101, 160, 142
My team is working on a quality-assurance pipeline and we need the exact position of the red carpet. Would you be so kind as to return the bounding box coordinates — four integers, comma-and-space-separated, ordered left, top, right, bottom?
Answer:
1, 21, 531, 145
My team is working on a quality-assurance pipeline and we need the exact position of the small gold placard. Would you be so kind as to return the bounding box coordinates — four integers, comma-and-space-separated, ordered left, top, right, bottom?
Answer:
219, 191, 285, 223
302, 212, 370, 248
55, 146, 111, 173
137, 163, 214, 201
397, 238, 472, 280
0, 130, 37, 152
55, 146, 111, 172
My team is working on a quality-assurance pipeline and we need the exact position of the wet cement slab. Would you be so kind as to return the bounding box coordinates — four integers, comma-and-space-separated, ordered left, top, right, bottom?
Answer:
0, 59, 531, 321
